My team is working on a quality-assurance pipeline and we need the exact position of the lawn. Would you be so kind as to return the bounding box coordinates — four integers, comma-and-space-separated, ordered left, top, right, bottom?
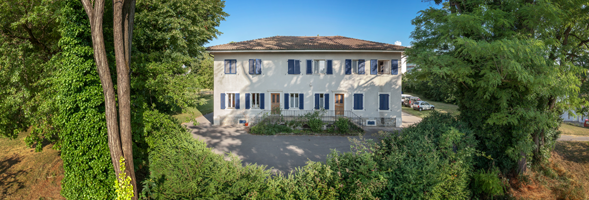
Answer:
559, 123, 589, 136
401, 92, 460, 118
0, 131, 64, 199
172, 95, 214, 123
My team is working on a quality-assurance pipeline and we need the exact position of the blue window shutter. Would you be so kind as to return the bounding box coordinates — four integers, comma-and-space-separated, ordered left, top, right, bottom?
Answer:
288, 60, 294, 74
379, 94, 384, 110
358, 60, 365, 74
260, 93, 265, 109
326, 60, 333, 74
360, 94, 364, 109
306, 60, 312, 74
245, 93, 250, 109
370, 59, 377, 75
230, 60, 236, 74
249, 59, 255, 74
345, 59, 352, 74
235, 93, 240, 109
391, 59, 398, 75
295, 60, 301, 74
299, 93, 304, 109
256, 59, 262, 74
224, 60, 230, 74
220, 93, 226, 109
353, 94, 360, 110
284, 93, 289, 109
384, 94, 388, 110
315, 94, 320, 109
324, 93, 329, 109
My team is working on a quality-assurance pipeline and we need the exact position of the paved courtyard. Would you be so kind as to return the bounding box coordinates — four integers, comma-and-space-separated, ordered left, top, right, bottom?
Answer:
187, 112, 419, 173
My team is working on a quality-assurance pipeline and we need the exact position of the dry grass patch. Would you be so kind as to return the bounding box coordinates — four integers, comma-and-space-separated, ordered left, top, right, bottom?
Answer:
0, 131, 64, 200
508, 141, 589, 199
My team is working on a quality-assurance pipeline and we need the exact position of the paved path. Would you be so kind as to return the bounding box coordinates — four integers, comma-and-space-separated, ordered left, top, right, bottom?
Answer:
558, 135, 589, 141
187, 113, 414, 173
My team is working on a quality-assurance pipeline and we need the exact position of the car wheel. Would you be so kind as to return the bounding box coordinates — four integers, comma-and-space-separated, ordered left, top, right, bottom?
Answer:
419, 108, 423, 111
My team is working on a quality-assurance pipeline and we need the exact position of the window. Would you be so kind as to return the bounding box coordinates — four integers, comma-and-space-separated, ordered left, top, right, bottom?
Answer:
314, 60, 326, 74
314, 93, 329, 110
288, 59, 301, 74
227, 93, 236, 108
378, 60, 391, 75
378, 93, 390, 111
251, 93, 261, 109
352, 60, 359, 74
224, 59, 237, 74
353, 93, 364, 110
249, 59, 262, 75
290, 93, 299, 108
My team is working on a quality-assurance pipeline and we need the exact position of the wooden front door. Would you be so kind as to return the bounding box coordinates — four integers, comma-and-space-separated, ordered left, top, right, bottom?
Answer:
335, 94, 344, 116
271, 93, 280, 114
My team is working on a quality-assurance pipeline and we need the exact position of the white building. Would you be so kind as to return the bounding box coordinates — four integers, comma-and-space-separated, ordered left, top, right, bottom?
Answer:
207, 36, 406, 127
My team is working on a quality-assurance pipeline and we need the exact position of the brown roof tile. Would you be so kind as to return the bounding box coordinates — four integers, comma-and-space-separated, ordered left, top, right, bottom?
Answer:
206, 36, 406, 51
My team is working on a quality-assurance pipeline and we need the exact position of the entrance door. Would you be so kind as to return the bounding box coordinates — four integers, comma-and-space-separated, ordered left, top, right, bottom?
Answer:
271, 93, 280, 114
335, 94, 344, 116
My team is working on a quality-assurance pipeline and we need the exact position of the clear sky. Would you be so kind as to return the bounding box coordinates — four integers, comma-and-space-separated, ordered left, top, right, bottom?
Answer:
205, 0, 442, 47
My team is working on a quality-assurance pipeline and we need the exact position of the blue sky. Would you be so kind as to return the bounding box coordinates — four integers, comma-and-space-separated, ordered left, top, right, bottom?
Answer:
206, 0, 442, 47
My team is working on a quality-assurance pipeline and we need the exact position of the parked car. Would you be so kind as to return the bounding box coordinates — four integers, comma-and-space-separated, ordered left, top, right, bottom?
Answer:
401, 94, 412, 105
403, 96, 421, 107
412, 101, 435, 111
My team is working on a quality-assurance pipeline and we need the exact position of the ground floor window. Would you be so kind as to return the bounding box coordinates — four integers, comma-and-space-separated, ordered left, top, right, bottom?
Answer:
314, 93, 329, 110
290, 93, 299, 108
227, 93, 236, 108
251, 93, 260, 109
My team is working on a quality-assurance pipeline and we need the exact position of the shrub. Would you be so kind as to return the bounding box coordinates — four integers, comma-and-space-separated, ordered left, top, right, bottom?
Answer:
472, 168, 504, 197
305, 111, 324, 132
250, 121, 292, 135
334, 117, 350, 134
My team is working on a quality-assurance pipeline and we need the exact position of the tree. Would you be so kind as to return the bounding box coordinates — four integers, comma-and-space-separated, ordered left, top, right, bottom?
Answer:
407, 0, 589, 173
0, 0, 61, 150
80, 0, 138, 198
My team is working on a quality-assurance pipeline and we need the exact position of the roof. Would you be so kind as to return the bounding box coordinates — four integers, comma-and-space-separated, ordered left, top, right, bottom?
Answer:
206, 36, 406, 52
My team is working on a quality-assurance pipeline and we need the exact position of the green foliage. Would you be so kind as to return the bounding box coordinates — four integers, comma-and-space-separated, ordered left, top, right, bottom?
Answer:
250, 121, 293, 135
407, 0, 588, 171
403, 72, 456, 104
472, 168, 504, 197
334, 117, 350, 134
53, 0, 116, 198
305, 111, 324, 132
0, 0, 61, 148
115, 157, 135, 200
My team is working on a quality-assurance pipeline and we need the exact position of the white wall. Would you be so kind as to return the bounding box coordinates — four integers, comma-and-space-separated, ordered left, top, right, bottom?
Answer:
562, 110, 589, 123
211, 52, 403, 127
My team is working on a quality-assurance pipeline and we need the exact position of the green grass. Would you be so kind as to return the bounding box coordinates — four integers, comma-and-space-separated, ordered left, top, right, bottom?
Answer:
559, 123, 589, 136
401, 92, 460, 118
172, 95, 214, 123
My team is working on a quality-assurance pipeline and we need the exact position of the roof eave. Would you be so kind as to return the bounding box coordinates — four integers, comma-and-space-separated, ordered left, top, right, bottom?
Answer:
207, 49, 405, 53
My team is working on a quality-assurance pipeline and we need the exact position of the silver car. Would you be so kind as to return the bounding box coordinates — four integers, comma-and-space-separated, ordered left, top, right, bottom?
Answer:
412, 101, 435, 111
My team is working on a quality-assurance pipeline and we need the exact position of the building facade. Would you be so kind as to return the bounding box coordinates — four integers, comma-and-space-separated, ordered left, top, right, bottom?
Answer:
207, 36, 406, 127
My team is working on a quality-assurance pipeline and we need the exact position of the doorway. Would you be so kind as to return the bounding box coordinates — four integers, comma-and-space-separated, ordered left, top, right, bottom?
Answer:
335, 94, 344, 116
271, 93, 280, 114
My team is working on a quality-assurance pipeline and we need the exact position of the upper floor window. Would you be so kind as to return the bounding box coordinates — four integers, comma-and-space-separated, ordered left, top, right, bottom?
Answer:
249, 59, 262, 75
288, 59, 301, 74
313, 60, 333, 74
378, 60, 391, 75
224, 59, 237, 74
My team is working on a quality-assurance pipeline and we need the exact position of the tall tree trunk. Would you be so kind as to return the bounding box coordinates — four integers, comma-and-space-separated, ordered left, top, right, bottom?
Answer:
113, 0, 138, 198
80, 0, 124, 178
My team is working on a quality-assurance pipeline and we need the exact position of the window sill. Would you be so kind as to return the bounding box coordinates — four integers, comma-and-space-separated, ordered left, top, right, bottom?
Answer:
378, 110, 391, 112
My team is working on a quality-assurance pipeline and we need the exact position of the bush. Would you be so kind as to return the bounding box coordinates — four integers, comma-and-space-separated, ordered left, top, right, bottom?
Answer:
325, 111, 478, 199
472, 168, 504, 197
334, 117, 350, 134
305, 111, 324, 132
250, 121, 293, 135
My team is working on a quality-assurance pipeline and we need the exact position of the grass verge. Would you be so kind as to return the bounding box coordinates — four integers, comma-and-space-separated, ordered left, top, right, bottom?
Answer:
559, 123, 589, 136
0, 130, 64, 200
172, 95, 214, 123
401, 92, 459, 118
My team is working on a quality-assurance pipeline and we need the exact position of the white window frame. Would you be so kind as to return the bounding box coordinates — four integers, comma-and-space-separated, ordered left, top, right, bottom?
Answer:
352, 92, 365, 111
250, 92, 262, 109
352, 60, 359, 74
313, 92, 329, 110
378, 92, 391, 112
313, 60, 326, 74
226, 92, 237, 109
376, 60, 392, 75
288, 93, 301, 109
